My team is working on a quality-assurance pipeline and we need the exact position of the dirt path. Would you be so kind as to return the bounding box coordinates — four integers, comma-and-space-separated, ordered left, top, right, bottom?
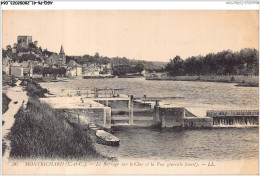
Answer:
2, 80, 28, 162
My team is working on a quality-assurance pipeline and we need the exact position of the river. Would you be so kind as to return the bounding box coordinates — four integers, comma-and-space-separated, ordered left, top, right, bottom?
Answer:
40, 77, 259, 160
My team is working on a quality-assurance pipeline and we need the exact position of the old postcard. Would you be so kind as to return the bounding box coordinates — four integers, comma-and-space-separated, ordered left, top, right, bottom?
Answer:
1, 1, 259, 175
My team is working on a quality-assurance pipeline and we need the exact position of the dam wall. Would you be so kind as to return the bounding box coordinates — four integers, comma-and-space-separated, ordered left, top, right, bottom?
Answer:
96, 99, 153, 126
207, 110, 259, 126
182, 117, 213, 128
159, 107, 214, 128
159, 107, 185, 127
41, 94, 258, 129
60, 107, 112, 129
82, 107, 112, 129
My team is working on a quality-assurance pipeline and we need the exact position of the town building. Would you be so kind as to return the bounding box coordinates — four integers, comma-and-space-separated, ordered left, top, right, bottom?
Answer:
9, 61, 33, 77
83, 63, 101, 76
100, 63, 112, 75
10, 62, 23, 77
18, 51, 30, 57
17, 36, 32, 48
47, 53, 60, 65
20, 61, 33, 77
82, 62, 112, 77
44, 45, 66, 67
2, 53, 12, 74
12, 48, 17, 53
59, 45, 66, 65
66, 64, 82, 77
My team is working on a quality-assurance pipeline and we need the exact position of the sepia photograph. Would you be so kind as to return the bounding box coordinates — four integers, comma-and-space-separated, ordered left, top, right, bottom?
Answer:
1, 3, 259, 175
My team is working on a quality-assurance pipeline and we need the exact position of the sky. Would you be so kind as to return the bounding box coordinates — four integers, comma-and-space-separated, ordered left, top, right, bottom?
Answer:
2, 10, 259, 62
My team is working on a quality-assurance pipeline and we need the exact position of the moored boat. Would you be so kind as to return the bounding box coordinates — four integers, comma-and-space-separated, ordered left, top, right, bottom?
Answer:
96, 130, 120, 146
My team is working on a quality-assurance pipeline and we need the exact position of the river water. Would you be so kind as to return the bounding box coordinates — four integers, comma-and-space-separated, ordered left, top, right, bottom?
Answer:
40, 77, 259, 160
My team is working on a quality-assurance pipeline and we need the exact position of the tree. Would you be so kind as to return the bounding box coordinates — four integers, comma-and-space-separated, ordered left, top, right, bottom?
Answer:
164, 48, 259, 76
94, 52, 100, 58
58, 67, 67, 76
42, 49, 53, 57
43, 67, 53, 76
29, 43, 37, 49
6, 45, 12, 50
39, 47, 42, 53
135, 63, 144, 74
36, 57, 42, 62
66, 56, 73, 64
165, 55, 184, 76
33, 65, 43, 75
112, 65, 131, 76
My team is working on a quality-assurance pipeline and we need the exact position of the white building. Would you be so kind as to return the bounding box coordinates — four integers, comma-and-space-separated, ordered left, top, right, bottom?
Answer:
10, 62, 23, 77
2, 54, 11, 75
66, 64, 82, 77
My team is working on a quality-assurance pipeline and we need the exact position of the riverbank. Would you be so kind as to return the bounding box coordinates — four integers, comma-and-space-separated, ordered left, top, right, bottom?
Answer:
2, 74, 17, 156
7, 79, 108, 160
2, 80, 28, 161
33, 76, 57, 83
146, 75, 259, 87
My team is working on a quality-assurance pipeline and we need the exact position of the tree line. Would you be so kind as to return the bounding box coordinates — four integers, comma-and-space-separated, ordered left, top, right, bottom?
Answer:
165, 48, 259, 76
66, 52, 163, 70
33, 65, 66, 77
112, 64, 144, 76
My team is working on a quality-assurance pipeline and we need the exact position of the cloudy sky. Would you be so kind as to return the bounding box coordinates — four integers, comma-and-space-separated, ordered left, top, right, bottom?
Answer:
2, 10, 258, 62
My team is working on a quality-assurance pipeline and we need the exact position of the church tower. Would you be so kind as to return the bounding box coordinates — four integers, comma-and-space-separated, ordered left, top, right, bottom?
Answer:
59, 45, 66, 64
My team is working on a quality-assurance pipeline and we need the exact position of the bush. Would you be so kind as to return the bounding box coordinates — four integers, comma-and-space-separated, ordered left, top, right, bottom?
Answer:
2, 139, 7, 156
2, 74, 17, 87
9, 98, 104, 159
26, 80, 48, 98
2, 93, 11, 114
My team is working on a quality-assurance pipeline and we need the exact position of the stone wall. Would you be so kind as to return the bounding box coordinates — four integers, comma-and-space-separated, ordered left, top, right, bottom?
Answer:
86, 107, 111, 128
159, 107, 185, 127
70, 107, 111, 128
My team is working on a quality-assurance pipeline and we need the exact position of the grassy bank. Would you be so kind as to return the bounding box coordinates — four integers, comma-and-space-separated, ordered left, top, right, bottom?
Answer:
147, 75, 259, 87
2, 93, 10, 156
26, 80, 48, 97
9, 79, 108, 160
2, 74, 14, 156
9, 97, 105, 160
20, 79, 48, 98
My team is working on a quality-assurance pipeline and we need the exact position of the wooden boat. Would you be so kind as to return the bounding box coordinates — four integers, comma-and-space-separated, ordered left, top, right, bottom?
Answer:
96, 130, 120, 146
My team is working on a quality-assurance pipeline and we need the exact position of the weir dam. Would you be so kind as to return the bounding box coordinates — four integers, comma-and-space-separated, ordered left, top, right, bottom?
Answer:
40, 88, 259, 129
